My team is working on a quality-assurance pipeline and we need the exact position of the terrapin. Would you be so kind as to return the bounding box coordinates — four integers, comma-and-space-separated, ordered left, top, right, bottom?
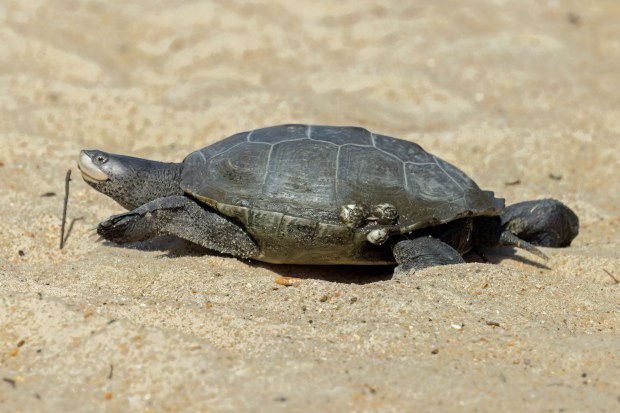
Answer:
78, 124, 578, 274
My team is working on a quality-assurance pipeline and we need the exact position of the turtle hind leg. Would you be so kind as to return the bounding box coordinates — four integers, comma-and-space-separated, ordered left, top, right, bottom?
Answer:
97, 195, 260, 259
500, 199, 579, 248
392, 237, 464, 275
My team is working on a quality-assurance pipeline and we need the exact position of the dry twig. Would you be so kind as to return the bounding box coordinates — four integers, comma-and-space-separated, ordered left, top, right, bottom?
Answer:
60, 169, 71, 249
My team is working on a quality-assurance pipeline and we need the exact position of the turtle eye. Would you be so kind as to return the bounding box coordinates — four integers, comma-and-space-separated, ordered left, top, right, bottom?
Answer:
94, 153, 109, 165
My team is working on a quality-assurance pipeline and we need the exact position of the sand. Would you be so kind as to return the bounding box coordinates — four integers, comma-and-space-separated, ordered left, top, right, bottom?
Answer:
1, 0, 619, 411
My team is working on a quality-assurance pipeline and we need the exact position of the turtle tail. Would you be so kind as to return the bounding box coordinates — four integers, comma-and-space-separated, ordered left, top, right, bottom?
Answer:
473, 216, 548, 260
499, 230, 548, 260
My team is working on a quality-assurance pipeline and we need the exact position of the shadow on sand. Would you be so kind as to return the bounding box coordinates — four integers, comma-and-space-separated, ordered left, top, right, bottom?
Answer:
100, 235, 551, 284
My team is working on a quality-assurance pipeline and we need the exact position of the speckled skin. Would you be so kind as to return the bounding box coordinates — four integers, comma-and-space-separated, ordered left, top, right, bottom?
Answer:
79, 150, 184, 210
79, 125, 579, 272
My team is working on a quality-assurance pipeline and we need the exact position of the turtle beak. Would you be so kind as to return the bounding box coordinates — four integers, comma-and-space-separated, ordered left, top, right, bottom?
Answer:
78, 150, 109, 182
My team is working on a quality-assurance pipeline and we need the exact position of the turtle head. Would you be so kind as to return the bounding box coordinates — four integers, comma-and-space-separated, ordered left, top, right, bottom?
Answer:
78, 150, 183, 210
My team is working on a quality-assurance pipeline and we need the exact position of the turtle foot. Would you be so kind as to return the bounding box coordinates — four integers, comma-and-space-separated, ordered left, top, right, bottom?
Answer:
98, 212, 148, 243
392, 236, 465, 275
501, 199, 579, 248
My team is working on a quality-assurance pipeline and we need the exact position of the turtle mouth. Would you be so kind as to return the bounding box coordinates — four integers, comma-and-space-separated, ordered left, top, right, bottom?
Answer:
78, 151, 109, 182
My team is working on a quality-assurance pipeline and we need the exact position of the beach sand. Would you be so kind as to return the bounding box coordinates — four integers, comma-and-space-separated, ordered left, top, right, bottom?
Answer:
1, 1, 619, 411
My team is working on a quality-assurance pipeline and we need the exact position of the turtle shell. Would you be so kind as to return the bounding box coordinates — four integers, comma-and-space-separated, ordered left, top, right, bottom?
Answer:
182, 124, 502, 231
181, 124, 504, 264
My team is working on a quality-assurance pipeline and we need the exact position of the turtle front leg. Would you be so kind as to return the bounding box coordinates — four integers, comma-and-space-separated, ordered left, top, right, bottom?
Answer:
391, 237, 465, 275
97, 195, 260, 258
500, 199, 579, 247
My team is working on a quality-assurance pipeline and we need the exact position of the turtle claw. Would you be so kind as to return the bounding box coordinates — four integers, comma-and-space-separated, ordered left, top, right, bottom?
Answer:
499, 230, 548, 260
87, 226, 105, 242
517, 239, 549, 260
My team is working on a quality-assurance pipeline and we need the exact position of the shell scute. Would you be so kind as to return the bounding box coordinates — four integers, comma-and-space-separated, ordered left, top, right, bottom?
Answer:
181, 125, 502, 234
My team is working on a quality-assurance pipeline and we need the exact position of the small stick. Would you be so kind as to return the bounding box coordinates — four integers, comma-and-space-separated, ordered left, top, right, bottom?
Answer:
3, 378, 16, 389
603, 269, 619, 284
60, 169, 71, 249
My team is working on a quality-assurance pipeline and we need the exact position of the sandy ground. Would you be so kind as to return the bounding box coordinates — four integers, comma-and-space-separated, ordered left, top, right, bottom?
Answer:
1, 1, 619, 411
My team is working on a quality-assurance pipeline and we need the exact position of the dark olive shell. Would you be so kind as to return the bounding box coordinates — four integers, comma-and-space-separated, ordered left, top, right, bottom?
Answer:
181, 124, 502, 237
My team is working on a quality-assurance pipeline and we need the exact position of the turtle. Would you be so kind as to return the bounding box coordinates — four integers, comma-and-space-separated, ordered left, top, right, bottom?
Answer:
78, 124, 579, 274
